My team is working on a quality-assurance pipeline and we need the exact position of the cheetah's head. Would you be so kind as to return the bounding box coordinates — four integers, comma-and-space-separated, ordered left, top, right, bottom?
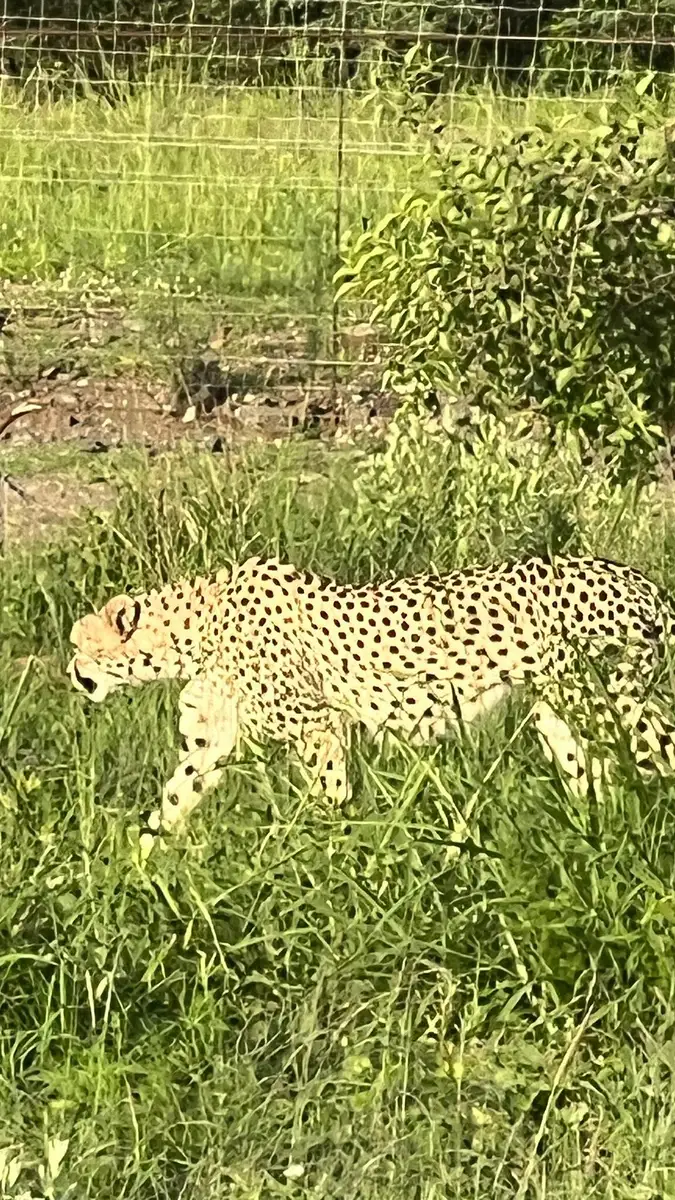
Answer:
68, 591, 183, 702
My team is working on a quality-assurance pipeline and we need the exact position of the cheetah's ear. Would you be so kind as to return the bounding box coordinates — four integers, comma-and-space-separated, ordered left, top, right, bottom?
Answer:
106, 597, 141, 642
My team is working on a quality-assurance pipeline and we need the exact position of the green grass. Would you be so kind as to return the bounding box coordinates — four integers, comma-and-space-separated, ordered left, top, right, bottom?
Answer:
1, 78, 426, 378
3, 73, 674, 388
0, 441, 148, 481
3, 76, 669, 321
3, 423, 675, 1197
0, 81, 423, 314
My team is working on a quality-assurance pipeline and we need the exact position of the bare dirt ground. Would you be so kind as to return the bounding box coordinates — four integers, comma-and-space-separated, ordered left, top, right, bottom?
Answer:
0, 313, 398, 547
1, 301, 397, 449
0, 361, 396, 452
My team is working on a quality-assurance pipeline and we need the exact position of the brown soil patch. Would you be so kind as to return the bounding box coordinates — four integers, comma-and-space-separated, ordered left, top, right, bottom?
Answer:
0, 311, 399, 546
0, 321, 398, 452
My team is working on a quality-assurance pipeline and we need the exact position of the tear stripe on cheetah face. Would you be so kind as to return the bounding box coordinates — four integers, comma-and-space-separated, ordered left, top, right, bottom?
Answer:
68, 553, 675, 845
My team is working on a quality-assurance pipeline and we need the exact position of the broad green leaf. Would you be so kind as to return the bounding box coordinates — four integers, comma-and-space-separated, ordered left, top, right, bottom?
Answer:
555, 366, 577, 391
636, 71, 656, 96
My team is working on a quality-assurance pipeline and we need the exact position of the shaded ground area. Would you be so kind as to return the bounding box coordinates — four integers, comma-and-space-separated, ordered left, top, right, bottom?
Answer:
0, 360, 396, 452
0, 300, 404, 551
0, 291, 397, 454
0, 295, 399, 546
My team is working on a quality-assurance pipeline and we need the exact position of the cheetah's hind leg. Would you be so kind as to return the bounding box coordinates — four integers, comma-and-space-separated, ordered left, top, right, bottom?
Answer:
614, 696, 675, 778
575, 642, 675, 782
295, 717, 351, 807
139, 676, 239, 856
531, 699, 600, 799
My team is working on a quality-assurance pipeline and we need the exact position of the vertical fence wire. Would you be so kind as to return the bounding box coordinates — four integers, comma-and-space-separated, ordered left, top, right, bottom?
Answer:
332, 0, 350, 400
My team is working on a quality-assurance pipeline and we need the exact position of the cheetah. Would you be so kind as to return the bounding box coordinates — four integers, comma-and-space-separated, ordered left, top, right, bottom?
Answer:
67, 554, 675, 849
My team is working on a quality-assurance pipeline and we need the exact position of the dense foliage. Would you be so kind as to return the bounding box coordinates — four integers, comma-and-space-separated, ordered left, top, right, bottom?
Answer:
337, 108, 675, 476
4, 0, 674, 89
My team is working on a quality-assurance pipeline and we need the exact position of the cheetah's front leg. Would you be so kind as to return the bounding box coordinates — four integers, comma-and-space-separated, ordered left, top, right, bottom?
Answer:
531, 699, 592, 797
296, 718, 351, 806
141, 676, 238, 850
163, 675, 239, 828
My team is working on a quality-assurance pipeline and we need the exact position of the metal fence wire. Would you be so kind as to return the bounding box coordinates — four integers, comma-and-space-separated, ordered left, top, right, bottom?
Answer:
1, 4, 674, 429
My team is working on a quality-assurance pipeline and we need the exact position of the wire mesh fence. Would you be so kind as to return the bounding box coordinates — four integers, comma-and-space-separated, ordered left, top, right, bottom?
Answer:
1, 3, 674, 435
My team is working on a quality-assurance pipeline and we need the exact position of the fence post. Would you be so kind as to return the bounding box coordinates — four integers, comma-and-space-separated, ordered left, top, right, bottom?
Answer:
331, 0, 350, 409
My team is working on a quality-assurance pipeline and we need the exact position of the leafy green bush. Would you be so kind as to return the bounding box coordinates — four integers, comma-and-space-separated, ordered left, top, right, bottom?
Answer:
8, 0, 675, 90
349, 404, 668, 576
336, 111, 675, 475
541, 0, 675, 91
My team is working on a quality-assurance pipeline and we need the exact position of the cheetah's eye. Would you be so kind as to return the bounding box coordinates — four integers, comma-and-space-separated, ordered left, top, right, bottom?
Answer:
116, 600, 141, 642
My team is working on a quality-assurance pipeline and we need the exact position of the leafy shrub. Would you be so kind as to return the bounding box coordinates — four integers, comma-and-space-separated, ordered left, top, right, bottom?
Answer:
541, 0, 675, 91
349, 405, 667, 577
8, 0, 673, 91
336, 110, 675, 476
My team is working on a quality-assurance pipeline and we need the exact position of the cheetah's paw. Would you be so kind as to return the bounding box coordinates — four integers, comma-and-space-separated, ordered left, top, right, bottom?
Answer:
138, 808, 164, 859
